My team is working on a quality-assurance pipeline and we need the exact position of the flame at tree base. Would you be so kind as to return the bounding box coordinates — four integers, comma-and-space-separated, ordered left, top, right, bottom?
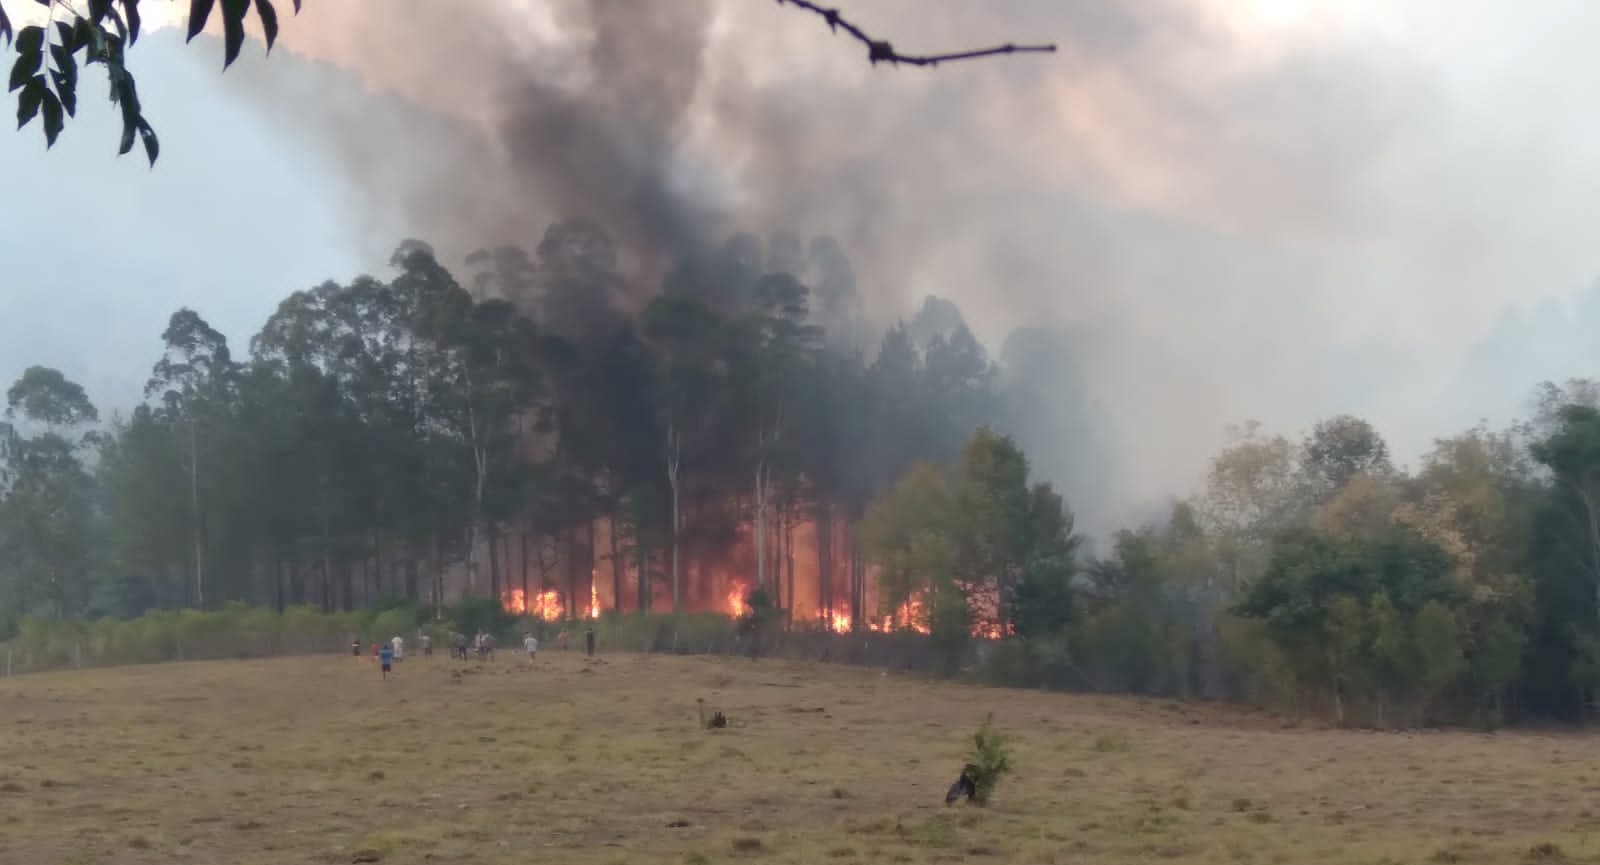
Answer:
727, 583, 752, 618
501, 584, 601, 622
503, 582, 1005, 638
502, 588, 565, 621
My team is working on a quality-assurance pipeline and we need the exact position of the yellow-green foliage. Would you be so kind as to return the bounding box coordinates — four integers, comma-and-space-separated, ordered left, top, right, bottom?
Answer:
1, 604, 362, 673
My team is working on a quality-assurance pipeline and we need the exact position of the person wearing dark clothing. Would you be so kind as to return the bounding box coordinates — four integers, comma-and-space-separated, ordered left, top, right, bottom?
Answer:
945, 765, 978, 804
585, 626, 595, 657
379, 643, 394, 679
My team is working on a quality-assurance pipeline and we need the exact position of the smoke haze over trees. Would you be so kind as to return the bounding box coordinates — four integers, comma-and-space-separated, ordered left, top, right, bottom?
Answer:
7, 246, 1600, 729
11, 4, 1600, 728
11, 2, 1600, 526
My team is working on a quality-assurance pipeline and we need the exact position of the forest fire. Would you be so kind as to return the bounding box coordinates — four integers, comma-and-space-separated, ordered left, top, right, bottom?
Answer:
501, 583, 600, 621
491, 517, 1009, 638
727, 583, 752, 618
501, 580, 1010, 637
502, 588, 564, 620
867, 593, 931, 635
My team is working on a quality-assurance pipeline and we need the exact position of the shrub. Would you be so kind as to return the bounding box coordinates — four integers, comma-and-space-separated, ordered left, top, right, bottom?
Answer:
370, 609, 416, 645
929, 589, 972, 678
450, 597, 514, 639
964, 713, 1013, 806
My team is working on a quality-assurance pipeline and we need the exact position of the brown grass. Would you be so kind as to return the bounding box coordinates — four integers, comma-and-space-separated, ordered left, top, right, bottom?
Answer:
0, 652, 1595, 864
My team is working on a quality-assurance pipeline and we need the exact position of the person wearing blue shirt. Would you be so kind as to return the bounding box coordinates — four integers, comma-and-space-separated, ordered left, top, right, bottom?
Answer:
379, 643, 394, 679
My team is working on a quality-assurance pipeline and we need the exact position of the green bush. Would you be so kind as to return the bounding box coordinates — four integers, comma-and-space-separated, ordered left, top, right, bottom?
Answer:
370, 609, 416, 645
928, 589, 972, 678
0, 604, 363, 673
964, 713, 1013, 806
449, 597, 514, 639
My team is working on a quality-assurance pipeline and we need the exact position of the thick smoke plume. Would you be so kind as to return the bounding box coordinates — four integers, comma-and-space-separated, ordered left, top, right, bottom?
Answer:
200, 1, 1600, 529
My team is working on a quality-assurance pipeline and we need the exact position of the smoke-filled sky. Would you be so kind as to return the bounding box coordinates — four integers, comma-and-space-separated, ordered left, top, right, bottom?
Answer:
5, 1, 1600, 529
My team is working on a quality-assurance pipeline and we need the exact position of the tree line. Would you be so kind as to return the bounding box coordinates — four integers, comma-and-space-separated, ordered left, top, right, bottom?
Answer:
0, 224, 1103, 640
10, 217, 1600, 728
863, 391, 1600, 727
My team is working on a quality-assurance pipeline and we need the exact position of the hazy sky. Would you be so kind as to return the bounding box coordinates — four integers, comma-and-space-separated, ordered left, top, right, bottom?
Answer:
3, 1, 1600, 524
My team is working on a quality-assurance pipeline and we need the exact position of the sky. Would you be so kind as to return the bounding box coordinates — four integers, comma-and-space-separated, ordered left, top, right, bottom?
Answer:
3, 1, 1600, 527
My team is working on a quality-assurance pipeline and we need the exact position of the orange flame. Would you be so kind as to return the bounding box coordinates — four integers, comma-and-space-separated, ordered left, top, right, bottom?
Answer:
821, 609, 851, 633
503, 588, 565, 621
865, 592, 932, 635
727, 583, 752, 618
588, 580, 601, 619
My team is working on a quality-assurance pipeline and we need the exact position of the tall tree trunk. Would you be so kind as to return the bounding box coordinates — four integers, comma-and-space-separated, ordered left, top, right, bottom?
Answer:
317, 468, 334, 612
850, 532, 863, 632
431, 533, 444, 618
754, 460, 767, 591
465, 360, 486, 596
784, 511, 796, 627
503, 533, 514, 600
771, 506, 782, 613
405, 547, 419, 603
668, 424, 680, 614
373, 528, 386, 601
637, 518, 649, 613
586, 519, 598, 617
488, 522, 502, 600
520, 525, 531, 602
768, 503, 780, 612
1581, 488, 1600, 632
817, 502, 832, 624
610, 512, 623, 617
566, 525, 580, 621
189, 419, 205, 610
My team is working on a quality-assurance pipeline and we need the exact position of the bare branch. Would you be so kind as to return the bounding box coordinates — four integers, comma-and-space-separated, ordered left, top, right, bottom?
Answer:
774, 0, 1056, 67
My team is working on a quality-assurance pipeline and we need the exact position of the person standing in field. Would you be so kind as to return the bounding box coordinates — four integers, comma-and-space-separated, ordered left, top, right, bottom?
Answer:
453, 631, 468, 661
585, 625, 595, 657
391, 634, 405, 663
379, 641, 394, 679
420, 633, 432, 657
523, 632, 538, 664
351, 638, 361, 659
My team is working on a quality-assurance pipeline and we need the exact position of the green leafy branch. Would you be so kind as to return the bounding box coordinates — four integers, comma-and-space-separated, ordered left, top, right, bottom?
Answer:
2, 0, 300, 165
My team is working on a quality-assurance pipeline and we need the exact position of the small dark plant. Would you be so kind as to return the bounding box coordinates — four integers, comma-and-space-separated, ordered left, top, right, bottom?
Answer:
697, 698, 728, 729
963, 713, 1013, 806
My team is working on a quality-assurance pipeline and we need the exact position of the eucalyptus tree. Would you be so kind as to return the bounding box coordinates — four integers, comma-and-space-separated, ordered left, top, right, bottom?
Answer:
0, 367, 100, 616
144, 309, 235, 608
642, 293, 723, 613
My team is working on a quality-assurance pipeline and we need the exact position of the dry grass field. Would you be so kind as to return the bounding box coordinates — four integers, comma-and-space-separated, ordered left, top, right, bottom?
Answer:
1, 651, 1597, 865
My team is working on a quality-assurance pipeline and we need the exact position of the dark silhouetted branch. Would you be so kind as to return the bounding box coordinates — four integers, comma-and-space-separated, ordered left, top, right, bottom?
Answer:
774, 0, 1056, 67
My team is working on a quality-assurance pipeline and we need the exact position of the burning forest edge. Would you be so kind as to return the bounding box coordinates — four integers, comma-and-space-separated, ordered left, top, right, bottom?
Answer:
497, 575, 949, 637
13, 220, 1600, 727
